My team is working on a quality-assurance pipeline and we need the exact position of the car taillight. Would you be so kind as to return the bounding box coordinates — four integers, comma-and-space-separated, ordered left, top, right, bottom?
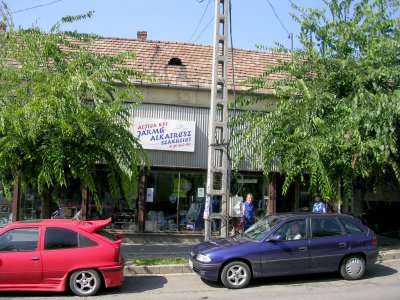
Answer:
371, 236, 378, 247
114, 247, 121, 263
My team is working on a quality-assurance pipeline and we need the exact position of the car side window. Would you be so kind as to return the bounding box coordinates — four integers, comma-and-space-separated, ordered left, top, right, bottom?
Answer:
312, 217, 343, 237
45, 227, 97, 250
339, 218, 366, 234
0, 228, 39, 252
276, 219, 307, 241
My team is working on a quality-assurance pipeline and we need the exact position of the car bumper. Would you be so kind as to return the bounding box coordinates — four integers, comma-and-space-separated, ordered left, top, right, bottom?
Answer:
365, 249, 379, 265
189, 257, 221, 281
100, 264, 125, 288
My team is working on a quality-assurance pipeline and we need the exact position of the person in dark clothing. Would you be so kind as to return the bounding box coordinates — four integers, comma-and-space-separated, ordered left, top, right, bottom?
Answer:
242, 193, 255, 230
211, 197, 220, 231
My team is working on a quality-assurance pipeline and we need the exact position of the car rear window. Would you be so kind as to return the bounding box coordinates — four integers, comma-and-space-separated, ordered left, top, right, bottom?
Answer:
95, 229, 120, 242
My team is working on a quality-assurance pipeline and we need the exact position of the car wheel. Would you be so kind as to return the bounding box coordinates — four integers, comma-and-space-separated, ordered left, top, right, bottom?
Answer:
69, 269, 101, 296
221, 261, 251, 289
340, 255, 366, 280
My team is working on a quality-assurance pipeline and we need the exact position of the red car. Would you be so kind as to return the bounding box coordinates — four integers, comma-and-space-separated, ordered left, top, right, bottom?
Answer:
0, 218, 124, 296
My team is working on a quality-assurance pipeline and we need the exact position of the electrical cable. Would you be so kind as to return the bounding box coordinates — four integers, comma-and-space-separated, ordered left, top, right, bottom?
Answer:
266, 0, 294, 53
189, 0, 212, 43
11, 0, 63, 14
266, 0, 290, 35
192, 16, 214, 44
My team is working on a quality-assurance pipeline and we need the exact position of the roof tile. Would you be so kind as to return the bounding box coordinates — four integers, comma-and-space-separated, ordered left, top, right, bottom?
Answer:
87, 37, 286, 91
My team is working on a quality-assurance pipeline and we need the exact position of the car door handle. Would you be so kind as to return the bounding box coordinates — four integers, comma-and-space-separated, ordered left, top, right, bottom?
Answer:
31, 257, 40, 261
338, 242, 347, 248
298, 247, 308, 252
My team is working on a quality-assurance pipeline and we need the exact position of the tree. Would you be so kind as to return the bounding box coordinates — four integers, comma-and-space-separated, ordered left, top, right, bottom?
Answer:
0, 3, 151, 217
231, 0, 400, 210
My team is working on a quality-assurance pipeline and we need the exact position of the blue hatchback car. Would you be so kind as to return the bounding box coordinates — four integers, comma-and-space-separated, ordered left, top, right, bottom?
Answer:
189, 213, 378, 289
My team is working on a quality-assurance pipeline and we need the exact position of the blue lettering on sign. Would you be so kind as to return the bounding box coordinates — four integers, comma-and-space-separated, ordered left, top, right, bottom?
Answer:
138, 127, 165, 138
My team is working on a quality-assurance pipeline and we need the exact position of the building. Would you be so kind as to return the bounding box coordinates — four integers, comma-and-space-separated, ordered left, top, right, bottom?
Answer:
104, 31, 286, 232
8, 31, 399, 235
4, 30, 288, 230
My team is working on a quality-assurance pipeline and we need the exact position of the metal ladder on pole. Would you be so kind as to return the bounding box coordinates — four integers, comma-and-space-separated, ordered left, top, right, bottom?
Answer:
204, 0, 230, 241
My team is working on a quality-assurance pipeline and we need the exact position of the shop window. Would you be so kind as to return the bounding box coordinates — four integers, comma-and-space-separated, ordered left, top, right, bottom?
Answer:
297, 182, 311, 212
146, 171, 206, 231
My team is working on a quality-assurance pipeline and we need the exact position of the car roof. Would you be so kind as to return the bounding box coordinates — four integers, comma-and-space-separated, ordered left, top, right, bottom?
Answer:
6, 217, 112, 233
270, 212, 354, 220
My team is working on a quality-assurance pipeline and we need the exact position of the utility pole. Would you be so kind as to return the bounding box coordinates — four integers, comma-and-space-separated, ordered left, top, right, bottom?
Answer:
204, 0, 230, 241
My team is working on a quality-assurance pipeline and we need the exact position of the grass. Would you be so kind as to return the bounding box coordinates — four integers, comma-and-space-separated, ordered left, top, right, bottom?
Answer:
131, 258, 188, 266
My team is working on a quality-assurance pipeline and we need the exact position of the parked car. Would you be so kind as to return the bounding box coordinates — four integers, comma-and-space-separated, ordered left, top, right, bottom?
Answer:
189, 213, 378, 289
0, 217, 124, 296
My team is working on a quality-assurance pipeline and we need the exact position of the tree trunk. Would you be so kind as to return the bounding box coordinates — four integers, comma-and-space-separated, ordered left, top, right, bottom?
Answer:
138, 170, 147, 233
352, 188, 364, 218
42, 190, 52, 219
11, 176, 21, 222
81, 185, 88, 221
267, 173, 277, 214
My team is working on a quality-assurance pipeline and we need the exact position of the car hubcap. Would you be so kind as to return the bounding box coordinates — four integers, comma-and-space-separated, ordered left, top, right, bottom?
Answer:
75, 272, 96, 293
227, 265, 247, 286
346, 258, 363, 276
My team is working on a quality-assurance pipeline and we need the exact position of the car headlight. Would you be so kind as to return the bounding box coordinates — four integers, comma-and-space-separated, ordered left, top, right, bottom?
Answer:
196, 253, 211, 263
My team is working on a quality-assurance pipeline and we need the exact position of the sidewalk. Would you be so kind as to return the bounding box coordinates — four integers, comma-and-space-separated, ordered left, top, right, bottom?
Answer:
120, 232, 400, 276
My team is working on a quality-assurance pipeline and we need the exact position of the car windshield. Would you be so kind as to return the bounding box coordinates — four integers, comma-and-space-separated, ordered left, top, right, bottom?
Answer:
243, 215, 282, 241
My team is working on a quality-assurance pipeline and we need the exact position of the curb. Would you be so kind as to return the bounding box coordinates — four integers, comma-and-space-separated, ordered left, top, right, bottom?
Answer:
378, 250, 400, 262
124, 249, 400, 276
124, 263, 192, 276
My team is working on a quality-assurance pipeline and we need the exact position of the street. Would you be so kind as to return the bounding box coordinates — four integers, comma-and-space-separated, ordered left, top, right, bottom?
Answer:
0, 259, 399, 300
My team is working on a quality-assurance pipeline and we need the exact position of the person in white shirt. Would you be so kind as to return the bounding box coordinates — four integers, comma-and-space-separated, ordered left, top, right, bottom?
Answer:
312, 193, 326, 213
286, 222, 302, 240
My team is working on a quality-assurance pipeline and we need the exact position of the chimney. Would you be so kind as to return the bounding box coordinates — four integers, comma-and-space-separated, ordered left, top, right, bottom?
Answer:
137, 31, 147, 41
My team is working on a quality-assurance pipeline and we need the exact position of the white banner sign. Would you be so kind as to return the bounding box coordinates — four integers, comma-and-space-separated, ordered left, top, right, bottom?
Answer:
133, 118, 196, 152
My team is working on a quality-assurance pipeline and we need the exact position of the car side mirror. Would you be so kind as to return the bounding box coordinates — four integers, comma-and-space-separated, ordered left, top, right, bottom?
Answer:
267, 234, 283, 242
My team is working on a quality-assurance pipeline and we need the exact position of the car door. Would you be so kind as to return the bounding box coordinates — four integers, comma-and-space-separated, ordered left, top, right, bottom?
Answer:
259, 218, 311, 276
308, 216, 351, 272
0, 227, 42, 285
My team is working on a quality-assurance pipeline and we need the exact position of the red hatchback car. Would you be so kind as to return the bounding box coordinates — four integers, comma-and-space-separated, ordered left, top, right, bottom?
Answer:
0, 218, 124, 296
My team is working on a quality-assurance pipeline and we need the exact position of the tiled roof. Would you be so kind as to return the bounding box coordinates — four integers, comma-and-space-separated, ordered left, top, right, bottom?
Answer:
90, 37, 288, 92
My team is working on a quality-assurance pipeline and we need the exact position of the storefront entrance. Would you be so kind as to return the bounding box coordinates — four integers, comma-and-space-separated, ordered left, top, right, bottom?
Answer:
145, 170, 207, 232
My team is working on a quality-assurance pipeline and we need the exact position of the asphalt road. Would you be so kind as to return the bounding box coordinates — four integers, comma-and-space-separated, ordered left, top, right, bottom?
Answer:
0, 259, 399, 300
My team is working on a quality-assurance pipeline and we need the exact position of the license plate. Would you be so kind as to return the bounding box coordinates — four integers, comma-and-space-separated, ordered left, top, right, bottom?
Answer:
189, 259, 193, 269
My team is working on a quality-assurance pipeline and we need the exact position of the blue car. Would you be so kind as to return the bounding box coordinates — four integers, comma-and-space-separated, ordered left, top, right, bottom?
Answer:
189, 213, 378, 289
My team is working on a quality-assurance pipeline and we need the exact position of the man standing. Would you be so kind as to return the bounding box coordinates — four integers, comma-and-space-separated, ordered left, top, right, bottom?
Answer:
242, 193, 255, 230
312, 193, 326, 213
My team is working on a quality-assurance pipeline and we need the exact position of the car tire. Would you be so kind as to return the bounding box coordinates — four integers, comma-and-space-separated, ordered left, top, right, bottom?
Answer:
221, 261, 251, 289
69, 269, 101, 296
340, 255, 366, 280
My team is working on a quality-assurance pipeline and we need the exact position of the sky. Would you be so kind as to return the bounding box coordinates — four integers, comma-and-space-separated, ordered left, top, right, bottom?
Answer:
6, 0, 325, 51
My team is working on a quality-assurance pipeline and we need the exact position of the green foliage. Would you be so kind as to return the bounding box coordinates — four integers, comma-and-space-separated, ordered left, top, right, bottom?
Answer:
231, 0, 400, 207
0, 4, 151, 211
131, 258, 188, 266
